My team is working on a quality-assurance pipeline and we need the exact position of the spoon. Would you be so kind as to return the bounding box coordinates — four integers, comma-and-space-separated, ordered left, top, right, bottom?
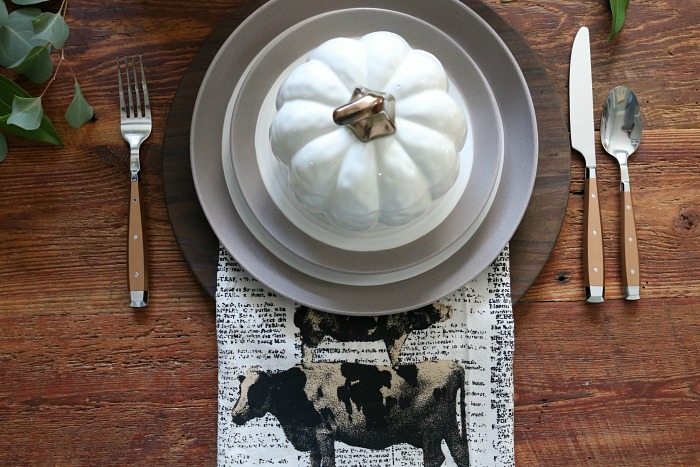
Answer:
601, 86, 642, 300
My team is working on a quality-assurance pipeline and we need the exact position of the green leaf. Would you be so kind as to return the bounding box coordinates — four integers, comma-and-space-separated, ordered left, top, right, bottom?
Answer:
0, 24, 33, 67
0, 8, 44, 68
65, 79, 93, 128
0, 7, 56, 81
6, 7, 41, 35
10, 44, 53, 83
0, 133, 7, 162
0, 113, 61, 145
8, 95, 43, 130
0, 2, 8, 25
0, 75, 61, 146
32, 11, 68, 48
609, 0, 630, 40
11, 0, 49, 5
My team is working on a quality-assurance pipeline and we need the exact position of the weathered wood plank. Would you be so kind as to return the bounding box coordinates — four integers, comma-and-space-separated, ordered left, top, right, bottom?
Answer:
485, 0, 700, 131
0, 0, 699, 465
514, 298, 700, 465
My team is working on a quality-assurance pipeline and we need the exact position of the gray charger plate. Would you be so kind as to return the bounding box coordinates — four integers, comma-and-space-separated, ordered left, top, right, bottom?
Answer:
190, 0, 537, 315
223, 7, 504, 286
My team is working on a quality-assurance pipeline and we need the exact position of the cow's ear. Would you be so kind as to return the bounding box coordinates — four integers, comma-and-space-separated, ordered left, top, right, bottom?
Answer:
237, 374, 246, 384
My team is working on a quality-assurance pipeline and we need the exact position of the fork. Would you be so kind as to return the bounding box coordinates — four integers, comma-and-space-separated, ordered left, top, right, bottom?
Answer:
118, 55, 151, 308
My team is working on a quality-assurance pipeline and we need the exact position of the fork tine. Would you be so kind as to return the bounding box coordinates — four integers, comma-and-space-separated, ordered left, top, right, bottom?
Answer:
118, 55, 151, 122
117, 57, 127, 119
130, 56, 142, 118
138, 56, 151, 118
124, 57, 134, 118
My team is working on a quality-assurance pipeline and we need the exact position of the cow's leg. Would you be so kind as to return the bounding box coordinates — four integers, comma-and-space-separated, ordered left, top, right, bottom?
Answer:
422, 437, 446, 467
315, 431, 336, 467
309, 449, 321, 467
446, 430, 470, 467
385, 333, 408, 367
307, 438, 329, 467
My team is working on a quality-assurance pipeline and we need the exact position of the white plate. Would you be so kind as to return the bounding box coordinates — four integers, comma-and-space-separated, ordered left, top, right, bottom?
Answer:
191, 0, 537, 315
222, 7, 504, 286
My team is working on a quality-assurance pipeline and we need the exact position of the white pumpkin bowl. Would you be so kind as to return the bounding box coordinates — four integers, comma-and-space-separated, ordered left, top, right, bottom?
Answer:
223, 8, 505, 284
257, 32, 472, 251
270, 31, 468, 233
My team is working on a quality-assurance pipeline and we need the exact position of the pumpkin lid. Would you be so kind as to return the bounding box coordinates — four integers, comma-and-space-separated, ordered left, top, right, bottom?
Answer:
270, 31, 468, 232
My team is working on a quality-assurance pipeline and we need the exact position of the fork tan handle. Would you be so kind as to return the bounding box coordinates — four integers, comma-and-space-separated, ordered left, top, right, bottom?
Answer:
620, 186, 640, 300
584, 175, 605, 303
128, 178, 148, 307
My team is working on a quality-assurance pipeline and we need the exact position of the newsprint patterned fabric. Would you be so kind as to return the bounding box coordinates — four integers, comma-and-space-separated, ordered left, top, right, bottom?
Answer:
216, 245, 514, 467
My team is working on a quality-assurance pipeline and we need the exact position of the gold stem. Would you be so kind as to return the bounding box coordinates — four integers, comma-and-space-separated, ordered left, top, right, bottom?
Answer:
333, 94, 385, 126
332, 87, 396, 142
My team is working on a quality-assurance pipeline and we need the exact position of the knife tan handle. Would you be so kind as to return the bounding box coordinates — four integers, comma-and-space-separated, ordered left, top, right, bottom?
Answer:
620, 183, 640, 300
128, 178, 148, 308
584, 174, 605, 303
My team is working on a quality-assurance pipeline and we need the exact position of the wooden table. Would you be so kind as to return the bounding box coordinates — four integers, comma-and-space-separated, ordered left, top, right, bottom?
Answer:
1, 0, 698, 464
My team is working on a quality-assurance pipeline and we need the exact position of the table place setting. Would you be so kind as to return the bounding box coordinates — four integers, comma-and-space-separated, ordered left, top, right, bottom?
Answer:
168, 0, 558, 464
168, 0, 556, 464
2, 0, 699, 465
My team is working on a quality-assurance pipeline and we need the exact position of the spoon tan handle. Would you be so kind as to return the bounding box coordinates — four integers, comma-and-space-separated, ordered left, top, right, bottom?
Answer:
584, 175, 605, 303
128, 178, 148, 308
620, 183, 640, 300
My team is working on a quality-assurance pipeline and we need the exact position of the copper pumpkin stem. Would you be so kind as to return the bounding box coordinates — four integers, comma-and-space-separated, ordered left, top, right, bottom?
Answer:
333, 87, 396, 142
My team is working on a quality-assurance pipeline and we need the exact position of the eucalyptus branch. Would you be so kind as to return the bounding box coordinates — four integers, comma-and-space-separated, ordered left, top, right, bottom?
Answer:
40, 49, 65, 99
0, 0, 93, 160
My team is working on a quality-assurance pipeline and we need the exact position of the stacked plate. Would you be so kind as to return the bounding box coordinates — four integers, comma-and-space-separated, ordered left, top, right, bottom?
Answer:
191, 0, 538, 315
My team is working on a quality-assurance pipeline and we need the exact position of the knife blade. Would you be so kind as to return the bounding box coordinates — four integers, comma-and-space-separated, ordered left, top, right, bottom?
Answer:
570, 26, 605, 303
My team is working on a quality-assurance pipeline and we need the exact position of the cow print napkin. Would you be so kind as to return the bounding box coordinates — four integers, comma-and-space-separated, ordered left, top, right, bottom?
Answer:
216, 246, 514, 467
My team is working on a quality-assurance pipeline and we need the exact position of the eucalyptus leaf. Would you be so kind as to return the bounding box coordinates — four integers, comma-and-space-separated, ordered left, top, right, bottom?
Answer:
6, 7, 41, 33
0, 8, 44, 68
0, 2, 8, 25
10, 43, 52, 82
0, 24, 33, 67
0, 113, 61, 145
65, 79, 93, 128
7, 95, 43, 130
32, 11, 68, 48
0, 75, 61, 145
0, 133, 7, 162
11, 0, 50, 5
609, 0, 629, 40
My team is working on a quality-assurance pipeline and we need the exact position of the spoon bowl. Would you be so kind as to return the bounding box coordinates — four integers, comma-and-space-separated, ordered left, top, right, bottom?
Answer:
601, 86, 642, 165
601, 85, 642, 300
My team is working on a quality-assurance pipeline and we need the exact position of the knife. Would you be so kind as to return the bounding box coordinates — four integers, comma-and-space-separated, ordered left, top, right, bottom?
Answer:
570, 26, 604, 303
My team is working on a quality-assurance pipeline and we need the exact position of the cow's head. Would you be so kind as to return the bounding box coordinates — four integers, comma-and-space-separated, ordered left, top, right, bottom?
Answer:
408, 303, 453, 328
231, 368, 272, 425
434, 303, 453, 322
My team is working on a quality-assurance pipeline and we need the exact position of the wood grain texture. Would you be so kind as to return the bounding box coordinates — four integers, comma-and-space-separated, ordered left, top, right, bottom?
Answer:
583, 176, 605, 300
128, 178, 148, 301
0, 0, 699, 465
620, 188, 641, 299
515, 298, 700, 466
